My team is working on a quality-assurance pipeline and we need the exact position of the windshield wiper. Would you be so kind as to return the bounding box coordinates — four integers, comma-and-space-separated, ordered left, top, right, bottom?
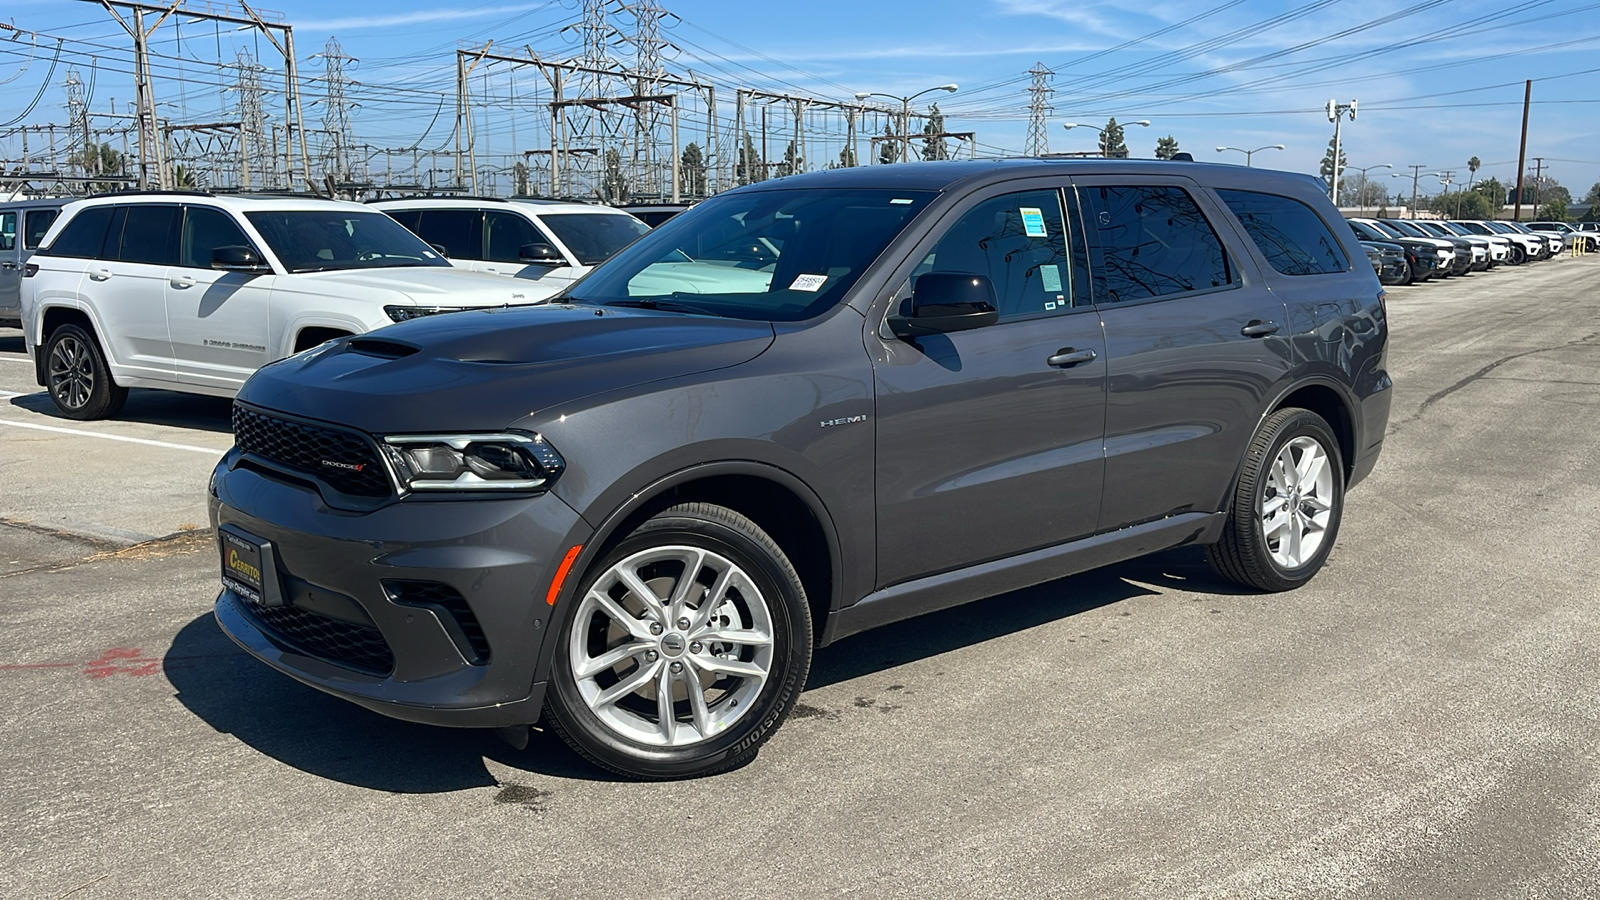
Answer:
604, 297, 721, 316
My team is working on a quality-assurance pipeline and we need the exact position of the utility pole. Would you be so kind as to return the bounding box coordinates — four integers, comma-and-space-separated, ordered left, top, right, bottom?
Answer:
1024, 63, 1053, 157
1400, 164, 1430, 218
1437, 170, 1455, 218
455, 43, 493, 192
1513, 79, 1531, 222
1325, 98, 1356, 204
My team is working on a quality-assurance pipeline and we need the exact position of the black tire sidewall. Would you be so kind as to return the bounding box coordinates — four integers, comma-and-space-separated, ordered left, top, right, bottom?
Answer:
1247, 411, 1345, 588
546, 506, 811, 779
45, 324, 123, 420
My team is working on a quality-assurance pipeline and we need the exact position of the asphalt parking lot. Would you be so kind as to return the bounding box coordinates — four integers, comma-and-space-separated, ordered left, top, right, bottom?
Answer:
4, 254, 1600, 898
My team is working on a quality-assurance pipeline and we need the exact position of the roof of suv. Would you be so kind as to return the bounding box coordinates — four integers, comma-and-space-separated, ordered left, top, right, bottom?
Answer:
713, 157, 1320, 195
369, 197, 634, 217
64, 191, 364, 214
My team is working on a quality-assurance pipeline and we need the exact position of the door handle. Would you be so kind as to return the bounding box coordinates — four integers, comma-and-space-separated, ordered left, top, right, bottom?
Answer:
170, 275, 196, 288
89, 267, 112, 281
1240, 320, 1280, 337
1048, 347, 1098, 368
0, 261, 17, 270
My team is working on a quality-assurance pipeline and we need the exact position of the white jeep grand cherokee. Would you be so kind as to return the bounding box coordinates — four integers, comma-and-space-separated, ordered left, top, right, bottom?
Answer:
21, 192, 563, 419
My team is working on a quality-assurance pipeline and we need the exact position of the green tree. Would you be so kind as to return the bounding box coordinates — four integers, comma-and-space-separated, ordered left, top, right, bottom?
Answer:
775, 140, 802, 178
171, 164, 198, 189
920, 104, 949, 161
737, 134, 764, 184
1452, 190, 1494, 220
679, 142, 707, 197
1538, 199, 1570, 221
838, 143, 858, 168
71, 141, 126, 192
599, 147, 629, 203
1319, 136, 1346, 195
1472, 176, 1504, 204
1582, 181, 1600, 206
512, 161, 531, 197
878, 124, 899, 165
1153, 134, 1180, 160
1098, 118, 1129, 158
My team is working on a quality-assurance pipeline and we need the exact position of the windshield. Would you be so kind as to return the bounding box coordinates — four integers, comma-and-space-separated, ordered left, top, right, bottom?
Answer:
566, 188, 936, 321
1454, 221, 1490, 235
1382, 220, 1430, 238
1365, 220, 1406, 240
1432, 222, 1465, 236
245, 210, 450, 273
541, 213, 651, 266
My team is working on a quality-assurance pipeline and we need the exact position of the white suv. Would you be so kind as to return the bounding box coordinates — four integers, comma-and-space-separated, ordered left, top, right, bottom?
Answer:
371, 198, 649, 290
22, 192, 560, 419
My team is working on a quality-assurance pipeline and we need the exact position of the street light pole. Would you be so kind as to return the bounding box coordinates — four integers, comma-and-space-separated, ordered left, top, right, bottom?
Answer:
1394, 165, 1433, 219
1215, 143, 1285, 167
1061, 119, 1150, 157
1349, 162, 1392, 215
854, 84, 958, 163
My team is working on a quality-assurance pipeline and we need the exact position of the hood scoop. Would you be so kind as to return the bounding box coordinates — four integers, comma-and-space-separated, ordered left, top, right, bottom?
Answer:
347, 338, 420, 360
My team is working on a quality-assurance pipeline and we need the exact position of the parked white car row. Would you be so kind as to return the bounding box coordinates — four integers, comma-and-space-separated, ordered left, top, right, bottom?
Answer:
12, 192, 652, 419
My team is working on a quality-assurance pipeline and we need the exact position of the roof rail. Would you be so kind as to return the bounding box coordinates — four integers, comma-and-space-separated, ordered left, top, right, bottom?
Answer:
363, 194, 509, 204
87, 188, 215, 199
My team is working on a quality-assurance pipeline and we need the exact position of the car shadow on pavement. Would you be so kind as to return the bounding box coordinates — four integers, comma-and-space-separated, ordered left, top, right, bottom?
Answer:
8, 389, 234, 433
164, 545, 1250, 788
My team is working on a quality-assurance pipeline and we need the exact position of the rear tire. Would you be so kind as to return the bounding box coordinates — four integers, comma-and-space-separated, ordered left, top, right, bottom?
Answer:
44, 324, 127, 420
545, 502, 813, 779
1206, 408, 1345, 592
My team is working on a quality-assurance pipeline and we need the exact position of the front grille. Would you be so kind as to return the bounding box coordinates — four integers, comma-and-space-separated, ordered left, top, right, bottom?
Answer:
246, 602, 395, 674
232, 404, 392, 498
386, 580, 491, 663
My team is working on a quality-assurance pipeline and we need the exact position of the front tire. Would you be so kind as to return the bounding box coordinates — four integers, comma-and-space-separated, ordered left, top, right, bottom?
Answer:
44, 324, 127, 420
545, 502, 813, 779
1206, 408, 1345, 592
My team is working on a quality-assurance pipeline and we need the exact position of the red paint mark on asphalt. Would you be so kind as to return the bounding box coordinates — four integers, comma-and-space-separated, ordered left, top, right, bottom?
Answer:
81, 647, 163, 678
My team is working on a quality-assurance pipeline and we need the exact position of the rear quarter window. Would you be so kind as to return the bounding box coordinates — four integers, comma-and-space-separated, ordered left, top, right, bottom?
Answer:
1216, 189, 1348, 276
24, 209, 60, 250
42, 206, 116, 259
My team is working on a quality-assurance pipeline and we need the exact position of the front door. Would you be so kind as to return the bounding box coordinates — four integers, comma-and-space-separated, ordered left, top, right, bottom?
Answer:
872, 184, 1107, 587
1072, 177, 1291, 532
166, 205, 272, 390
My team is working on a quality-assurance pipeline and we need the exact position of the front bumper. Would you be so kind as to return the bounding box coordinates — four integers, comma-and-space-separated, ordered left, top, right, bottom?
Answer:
210, 452, 590, 728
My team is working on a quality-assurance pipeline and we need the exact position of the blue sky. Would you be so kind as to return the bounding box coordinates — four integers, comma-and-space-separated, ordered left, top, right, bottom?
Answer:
7, 0, 1599, 203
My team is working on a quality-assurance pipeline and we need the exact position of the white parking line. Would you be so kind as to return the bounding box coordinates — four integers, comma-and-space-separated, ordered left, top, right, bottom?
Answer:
0, 390, 25, 400
0, 419, 222, 455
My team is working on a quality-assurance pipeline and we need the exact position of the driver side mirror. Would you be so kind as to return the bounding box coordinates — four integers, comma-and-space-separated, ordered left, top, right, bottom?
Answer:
519, 242, 564, 266
211, 245, 270, 273
888, 273, 1000, 339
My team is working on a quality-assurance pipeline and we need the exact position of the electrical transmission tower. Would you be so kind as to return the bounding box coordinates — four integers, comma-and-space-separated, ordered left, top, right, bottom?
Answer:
621, 0, 674, 197
319, 38, 360, 188
1025, 63, 1054, 157
63, 67, 92, 175
233, 49, 270, 190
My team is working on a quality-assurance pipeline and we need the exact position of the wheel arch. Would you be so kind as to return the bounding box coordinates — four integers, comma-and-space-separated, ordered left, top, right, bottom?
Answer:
1265, 378, 1358, 481
36, 305, 104, 386
543, 461, 843, 678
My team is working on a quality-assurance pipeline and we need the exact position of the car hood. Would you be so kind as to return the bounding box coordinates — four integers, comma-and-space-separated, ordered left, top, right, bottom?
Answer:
235, 304, 776, 433
280, 266, 565, 306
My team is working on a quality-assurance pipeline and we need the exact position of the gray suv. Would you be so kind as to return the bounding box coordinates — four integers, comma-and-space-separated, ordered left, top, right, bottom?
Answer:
210, 160, 1391, 778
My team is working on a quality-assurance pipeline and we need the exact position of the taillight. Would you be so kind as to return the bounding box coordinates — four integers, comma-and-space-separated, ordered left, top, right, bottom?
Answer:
22, 263, 39, 278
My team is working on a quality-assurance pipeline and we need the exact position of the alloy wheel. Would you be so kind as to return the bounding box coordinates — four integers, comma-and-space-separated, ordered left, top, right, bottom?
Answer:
47, 335, 95, 411
567, 545, 775, 747
1259, 436, 1335, 569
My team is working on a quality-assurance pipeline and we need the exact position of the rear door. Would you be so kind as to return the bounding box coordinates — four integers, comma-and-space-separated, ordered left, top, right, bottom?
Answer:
91, 204, 181, 383
0, 210, 19, 319
415, 208, 484, 271
872, 183, 1107, 586
165, 205, 274, 390
1071, 176, 1290, 532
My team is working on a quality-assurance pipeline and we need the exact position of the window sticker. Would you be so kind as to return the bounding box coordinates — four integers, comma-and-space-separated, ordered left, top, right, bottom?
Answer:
890, 198, 914, 205
1039, 264, 1062, 293
1020, 207, 1048, 238
1045, 301, 1058, 311
788, 273, 829, 292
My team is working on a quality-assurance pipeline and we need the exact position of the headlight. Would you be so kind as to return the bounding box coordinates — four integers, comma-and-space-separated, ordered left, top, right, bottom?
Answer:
380, 433, 565, 492
384, 305, 471, 323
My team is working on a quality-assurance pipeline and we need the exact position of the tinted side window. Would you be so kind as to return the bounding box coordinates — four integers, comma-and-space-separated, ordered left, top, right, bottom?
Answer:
417, 209, 483, 260
180, 207, 253, 269
1216, 189, 1348, 276
912, 189, 1077, 321
484, 211, 549, 263
0, 212, 14, 251
24, 209, 60, 250
118, 205, 180, 265
1082, 185, 1231, 304
44, 206, 115, 259
384, 209, 423, 233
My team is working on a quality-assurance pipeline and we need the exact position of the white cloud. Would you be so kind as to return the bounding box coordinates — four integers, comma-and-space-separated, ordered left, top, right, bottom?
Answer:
297, 3, 548, 31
